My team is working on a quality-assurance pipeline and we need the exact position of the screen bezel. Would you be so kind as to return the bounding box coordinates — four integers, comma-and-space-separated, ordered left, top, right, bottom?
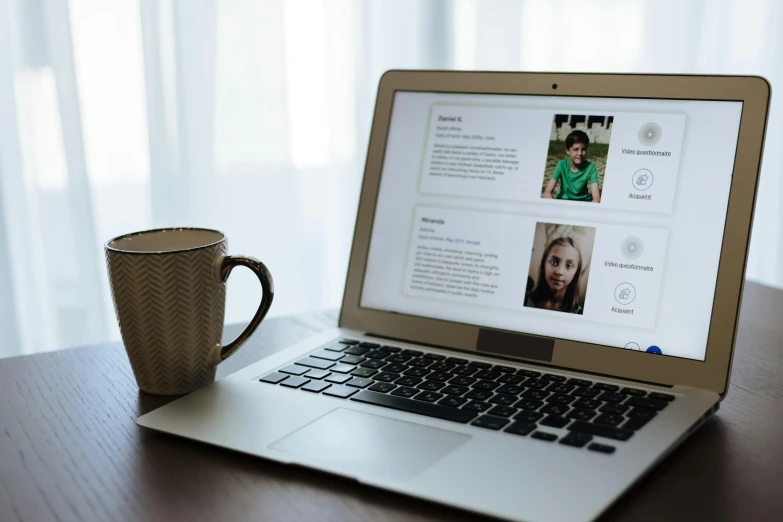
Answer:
340, 71, 769, 396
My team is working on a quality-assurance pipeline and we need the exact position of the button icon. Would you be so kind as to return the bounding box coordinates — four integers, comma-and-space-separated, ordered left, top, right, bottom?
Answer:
614, 282, 636, 305
624, 342, 641, 351
620, 236, 644, 260
632, 168, 654, 191
646, 345, 662, 354
638, 122, 662, 146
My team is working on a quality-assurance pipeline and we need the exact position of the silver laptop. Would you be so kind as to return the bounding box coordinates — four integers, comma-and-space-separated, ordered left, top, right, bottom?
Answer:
138, 71, 770, 522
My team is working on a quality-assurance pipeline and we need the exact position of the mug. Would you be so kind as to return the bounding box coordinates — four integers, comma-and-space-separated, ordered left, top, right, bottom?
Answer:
105, 228, 273, 395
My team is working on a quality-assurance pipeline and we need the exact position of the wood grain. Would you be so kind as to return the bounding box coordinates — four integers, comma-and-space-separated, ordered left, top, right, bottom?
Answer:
1, 282, 782, 522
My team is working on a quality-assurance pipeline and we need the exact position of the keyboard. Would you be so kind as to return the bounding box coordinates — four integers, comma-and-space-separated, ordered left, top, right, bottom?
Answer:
258, 339, 676, 455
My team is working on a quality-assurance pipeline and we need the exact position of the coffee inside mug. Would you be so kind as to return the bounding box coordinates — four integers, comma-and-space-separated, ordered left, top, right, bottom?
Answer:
107, 228, 225, 253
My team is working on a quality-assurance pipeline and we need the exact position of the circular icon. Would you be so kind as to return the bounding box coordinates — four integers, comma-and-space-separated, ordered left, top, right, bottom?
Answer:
614, 282, 636, 305
621, 236, 644, 260
632, 168, 654, 191
625, 342, 641, 351
646, 345, 662, 354
638, 122, 662, 146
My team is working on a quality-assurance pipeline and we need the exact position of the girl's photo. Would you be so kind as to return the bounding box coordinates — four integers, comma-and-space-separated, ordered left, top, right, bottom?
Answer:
541, 114, 612, 203
524, 222, 596, 315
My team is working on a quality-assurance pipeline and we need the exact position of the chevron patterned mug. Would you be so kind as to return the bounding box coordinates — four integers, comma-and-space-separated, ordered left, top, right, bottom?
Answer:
105, 228, 274, 395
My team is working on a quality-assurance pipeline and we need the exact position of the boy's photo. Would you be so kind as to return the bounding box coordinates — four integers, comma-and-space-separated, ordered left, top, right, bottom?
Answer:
541, 114, 613, 203
525, 222, 596, 315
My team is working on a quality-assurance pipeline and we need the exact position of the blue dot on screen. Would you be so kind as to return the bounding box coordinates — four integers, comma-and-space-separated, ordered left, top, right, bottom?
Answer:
646, 345, 662, 354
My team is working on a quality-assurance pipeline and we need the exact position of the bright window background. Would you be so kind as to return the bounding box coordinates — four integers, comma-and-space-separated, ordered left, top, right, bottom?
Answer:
0, 0, 780, 357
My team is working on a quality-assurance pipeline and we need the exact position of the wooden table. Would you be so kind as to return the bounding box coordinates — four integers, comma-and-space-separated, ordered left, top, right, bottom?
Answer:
1, 281, 782, 522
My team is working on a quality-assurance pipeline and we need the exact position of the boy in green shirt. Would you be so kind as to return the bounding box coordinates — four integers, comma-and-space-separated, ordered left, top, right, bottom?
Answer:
542, 130, 601, 203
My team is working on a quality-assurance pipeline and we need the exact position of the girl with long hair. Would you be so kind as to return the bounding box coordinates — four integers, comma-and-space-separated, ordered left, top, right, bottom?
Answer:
525, 237, 584, 314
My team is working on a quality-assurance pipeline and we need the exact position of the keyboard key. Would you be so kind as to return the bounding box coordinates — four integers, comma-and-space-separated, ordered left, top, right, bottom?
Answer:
468, 361, 492, 369
302, 381, 331, 393
359, 341, 380, 348
567, 378, 592, 387
540, 403, 569, 416
364, 350, 390, 360
559, 431, 593, 448
623, 417, 652, 431
402, 349, 423, 356
493, 365, 516, 373
330, 363, 357, 374
324, 342, 350, 352
464, 400, 492, 412
521, 389, 549, 401
403, 367, 431, 377
514, 410, 544, 422
471, 415, 510, 430
542, 374, 566, 382
351, 367, 378, 378
449, 375, 477, 386
627, 407, 658, 419
474, 370, 501, 380
531, 431, 558, 442
567, 408, 596, 421
547, 383, 575, 394
446, 357, 468, 365
621, 387, 646, 396
515, 398, 544, 411
572, 398, 602, 410
451, 365, 479, 376
438, 396, 468, 408
572, 387, 601, 398
546, 393, 575, 405
346, 377, 373, 389
279, 364, 309, 376
259, 372, 289, 384
339, 338, 359, 345
472, 380, 500, 391
649, 392, 676, 402
594, 413, 625, 427
408, 358, 432, 368
385, 354, 412, 364
496, 384, 525, 395
374, 371, 400, 382
599, 403, 629, 415
381, 345, 401, 352
587, 443, 616, 454
311, 350, 344, 361
423, 353, 446, 361
340, 355, 365, 365
487, 405, 517, 417
625, 396, 669, 411
382, 362, 408, 373
441, 385, 469, 396
350, 390, 477, 423
568, 421, 634, 441
297, 357, 335, 370
369, 382, 396, 393
359, 359, 387, 370
414, 391, 444, 403
597, 392, 626, 404
390, 386, 419, 398
429, 362, 455, 372
395, 376, 423, 387
540, 415, 570, 428
504, 421, 536, 436
304, 369, 330, 379
497, 374, 525, 385
323, 385, 358, 399
325, 373, 352, 384
489, 394, 517, 406
523, 378, 549, 390
427, 371, 453, 382
344, 345, 371, 355
417, 380, 446, 391
593, 383, 620, 391
517, 369, 541, 378
465, 389, 493, 401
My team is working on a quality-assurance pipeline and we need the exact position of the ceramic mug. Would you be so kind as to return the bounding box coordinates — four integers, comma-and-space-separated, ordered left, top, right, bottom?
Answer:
105, 228, 273, 395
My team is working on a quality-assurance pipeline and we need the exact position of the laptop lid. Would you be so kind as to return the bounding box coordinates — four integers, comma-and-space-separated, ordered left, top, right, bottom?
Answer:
340, 71, 770, 396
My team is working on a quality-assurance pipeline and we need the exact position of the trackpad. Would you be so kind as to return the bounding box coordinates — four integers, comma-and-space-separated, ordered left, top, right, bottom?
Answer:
270, 408, 470, 481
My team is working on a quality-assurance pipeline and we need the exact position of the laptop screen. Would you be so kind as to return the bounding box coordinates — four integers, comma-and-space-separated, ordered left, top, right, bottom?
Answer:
360, 91, 743, 362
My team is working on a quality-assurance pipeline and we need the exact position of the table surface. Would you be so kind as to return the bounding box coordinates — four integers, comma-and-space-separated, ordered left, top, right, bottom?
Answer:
1, 281, 782, 522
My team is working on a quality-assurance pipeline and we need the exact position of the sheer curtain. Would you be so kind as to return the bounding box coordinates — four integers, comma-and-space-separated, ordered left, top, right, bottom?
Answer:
0, 0, 780, 358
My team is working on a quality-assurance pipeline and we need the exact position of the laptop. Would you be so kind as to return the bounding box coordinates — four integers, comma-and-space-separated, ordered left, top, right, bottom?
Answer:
137, 71, 770, 522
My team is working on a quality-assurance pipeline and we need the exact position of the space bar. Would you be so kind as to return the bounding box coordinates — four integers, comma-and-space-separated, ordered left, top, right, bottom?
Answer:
350, 390, 479, 424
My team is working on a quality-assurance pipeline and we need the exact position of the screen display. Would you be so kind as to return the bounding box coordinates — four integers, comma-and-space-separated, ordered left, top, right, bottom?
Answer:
360, 91, 743, 361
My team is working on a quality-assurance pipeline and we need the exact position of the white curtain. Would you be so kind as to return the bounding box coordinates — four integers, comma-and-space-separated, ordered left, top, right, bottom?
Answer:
0, 0, 780, 358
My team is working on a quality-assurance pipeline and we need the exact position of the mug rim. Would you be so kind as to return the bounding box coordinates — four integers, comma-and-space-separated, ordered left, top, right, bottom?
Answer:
105, 227, 226, 255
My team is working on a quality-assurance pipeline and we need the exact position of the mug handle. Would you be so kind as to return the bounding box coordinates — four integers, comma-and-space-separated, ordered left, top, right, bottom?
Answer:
214, 255, 274, 363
